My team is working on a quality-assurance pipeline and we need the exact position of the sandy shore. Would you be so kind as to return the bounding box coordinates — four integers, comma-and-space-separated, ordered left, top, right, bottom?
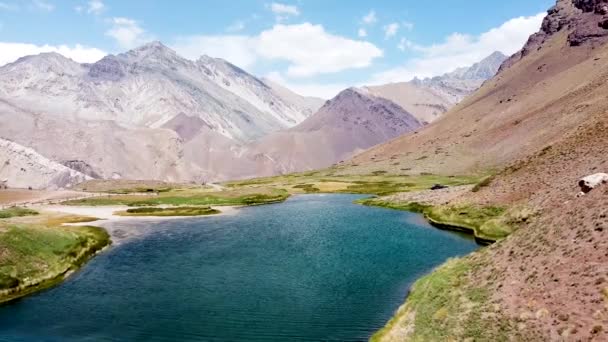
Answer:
35, 204, 240, 242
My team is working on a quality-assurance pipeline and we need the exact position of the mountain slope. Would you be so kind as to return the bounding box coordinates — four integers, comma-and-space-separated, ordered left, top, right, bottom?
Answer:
249, 88, 423, 173
361, 0, 608, 340
365, 52, 506, 123
0, 138, 90, 189
261, 78, 325, 117
0, 99, 201, 182
0, 42, 312, 141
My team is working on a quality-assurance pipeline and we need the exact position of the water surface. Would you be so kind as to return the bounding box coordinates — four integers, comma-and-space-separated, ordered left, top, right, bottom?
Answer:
0, 194, 477, 341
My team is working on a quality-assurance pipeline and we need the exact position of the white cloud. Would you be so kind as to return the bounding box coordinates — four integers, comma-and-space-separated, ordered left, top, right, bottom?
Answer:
265, 71, 347, 99
0, 42, 106, 67
358, 28, 367, 37
87, 0, 105, 15
270, 3, 299, 16
226, 20, 245, 32
269, 2, 299, 22
257, 23, 382, 77
384, 23, 399, 39
173, 35, 258, 68
32, 0, 54, 11
362, 10, 377, 25
397, 37, 414, 51
106, 17, 151, 49
173, 23, 383, 78
371, 13, 544, 84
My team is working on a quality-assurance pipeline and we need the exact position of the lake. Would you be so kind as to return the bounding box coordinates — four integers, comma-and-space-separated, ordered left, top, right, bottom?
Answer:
0, 194, 478, 341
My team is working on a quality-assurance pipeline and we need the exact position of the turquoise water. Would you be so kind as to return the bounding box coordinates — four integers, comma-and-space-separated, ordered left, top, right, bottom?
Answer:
0, 194, 477, 341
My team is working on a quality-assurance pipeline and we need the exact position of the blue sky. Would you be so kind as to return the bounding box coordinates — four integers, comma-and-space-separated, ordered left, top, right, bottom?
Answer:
0, 0, 554, 97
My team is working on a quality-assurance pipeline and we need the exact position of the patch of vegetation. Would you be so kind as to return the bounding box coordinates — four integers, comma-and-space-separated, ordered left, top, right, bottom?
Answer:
292, 184, 320, 193
372, 170, 388, 176
106, 187, 173, 195
371, 257, 513, 341
62, 188, 289, 207
115, 206, 220, 217
0, 207, 38, 219
355, 198, 431, 213
359, 198, 513, 242
0, 218, 110, 303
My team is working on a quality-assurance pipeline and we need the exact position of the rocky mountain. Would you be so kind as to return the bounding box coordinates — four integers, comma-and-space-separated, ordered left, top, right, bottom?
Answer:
366, 51, 507, 123
0, 42, 313, 142
248, 88, 423, 173
0, 138, 90, 189
347, 0, 608, 339
260, 78, 325, 117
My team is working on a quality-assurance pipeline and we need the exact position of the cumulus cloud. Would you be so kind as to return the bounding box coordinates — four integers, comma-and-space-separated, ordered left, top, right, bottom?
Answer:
173, 35, 258, 68
87, 0, 104, 14
362, 10, 377, 25
106, 17, 151, 49
269, 2, 299, 22
371, 12, 544, 84
265, 71, 347, 99
358, 28, 367, 37
0, 42, 106, 66
384, 23, 399, 39
173, 23, 383, 78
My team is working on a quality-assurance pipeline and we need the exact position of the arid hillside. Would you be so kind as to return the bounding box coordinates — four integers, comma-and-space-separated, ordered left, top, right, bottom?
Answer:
365, 0, 608, 340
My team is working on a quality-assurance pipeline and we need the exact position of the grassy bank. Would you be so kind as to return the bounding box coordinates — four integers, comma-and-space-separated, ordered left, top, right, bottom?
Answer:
0, 207, 39, 219
357, 198, 519, 242
115, 206, 221, 217
63, 187, 289, 207
371, 255, 513, 341
0, 212, 110, 304
225, 171, 482, 196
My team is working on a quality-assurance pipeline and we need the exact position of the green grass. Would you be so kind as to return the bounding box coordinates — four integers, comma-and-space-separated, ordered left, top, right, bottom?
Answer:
359, 198, 513, 242
62, 188, 290, 207
0, 223, 110, 301
292, 184, 320, 193
115, 206, 221, 217
225, 170, 482, 196
371, 256, 512, 341
0, 207, 39, 219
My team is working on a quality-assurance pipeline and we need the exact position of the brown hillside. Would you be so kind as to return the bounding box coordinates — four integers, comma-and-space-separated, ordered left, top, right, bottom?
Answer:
364, 0, 608, 340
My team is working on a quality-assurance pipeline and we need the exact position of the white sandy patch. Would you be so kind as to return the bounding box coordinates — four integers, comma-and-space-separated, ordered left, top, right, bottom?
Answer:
33, 204, 240, 243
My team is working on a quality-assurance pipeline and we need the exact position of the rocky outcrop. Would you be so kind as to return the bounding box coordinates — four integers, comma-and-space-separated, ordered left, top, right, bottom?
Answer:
61, 160, 102, 179
0, 139, 90, 189
501, 0, 608, 71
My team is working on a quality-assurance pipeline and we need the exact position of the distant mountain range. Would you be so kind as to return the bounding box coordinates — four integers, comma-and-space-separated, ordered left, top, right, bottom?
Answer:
365, 51, 507, 123
0, 42, 504, 188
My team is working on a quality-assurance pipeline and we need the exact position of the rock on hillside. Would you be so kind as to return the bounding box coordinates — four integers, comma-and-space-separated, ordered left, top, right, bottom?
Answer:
0, 139, 90, 189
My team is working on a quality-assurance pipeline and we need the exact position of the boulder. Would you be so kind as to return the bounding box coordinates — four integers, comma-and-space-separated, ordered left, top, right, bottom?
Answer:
578, 173, 608, 194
